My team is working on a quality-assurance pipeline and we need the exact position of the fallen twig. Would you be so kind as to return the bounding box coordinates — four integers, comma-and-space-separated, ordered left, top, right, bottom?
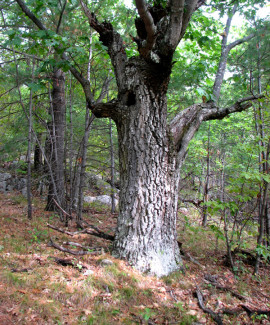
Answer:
53, 257, 87, 270
204, 280, 246, 301
53, 198, 73, 218
221, 308, 242, 316
47, 223, 85, 236
47, 222, 115, 241
48, 238, 101, 255
241, 305, 270, 318
78, 220, 115, 241
195, 285, 223, 325
186, 252, 205, 269
11, 268, 29, 273
63, 241, 97, 251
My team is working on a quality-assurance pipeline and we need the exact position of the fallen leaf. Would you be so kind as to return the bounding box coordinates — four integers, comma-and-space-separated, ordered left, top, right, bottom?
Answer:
18, 289, 27, 294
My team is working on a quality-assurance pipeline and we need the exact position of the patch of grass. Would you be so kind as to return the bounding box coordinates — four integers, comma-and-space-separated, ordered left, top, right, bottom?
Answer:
30, 299, 62, 323
174, 302, 198, 324
162, 269, 184, 285
103, 263, 131, 283
2, 270, 27, 287
91, 276, 115, 293
120, 286, 136, 300
28, 227, 48, 243
10, 194, 27, 205
236, 279, 248, 296
139, 307, 156, 322
142, 288, 153, 297
84, 201, 110, 213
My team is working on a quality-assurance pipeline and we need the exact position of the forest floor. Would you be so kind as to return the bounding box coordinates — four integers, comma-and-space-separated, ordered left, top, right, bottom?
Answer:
0, 191, 269, 325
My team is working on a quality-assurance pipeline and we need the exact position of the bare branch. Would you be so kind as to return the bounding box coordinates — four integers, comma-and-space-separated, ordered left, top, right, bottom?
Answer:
227, 32, 256, 50
0, 86, 17, 98
15, 0, 47, 30
96, 72, 113, 103
202, 94, 265, 121
170, 94, 264, 156
170, 103, 204, 151
0, 45, 43, 61
79, 0, 127, 92
48, 238, 100, 255
212, 3, 237, 101
135, 0, 157, 57
56, 0, 67, 34
47, 222, 115, 241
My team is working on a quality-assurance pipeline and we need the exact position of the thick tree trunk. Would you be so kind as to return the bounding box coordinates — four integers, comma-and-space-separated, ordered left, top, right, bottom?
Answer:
112, 72, 182, 276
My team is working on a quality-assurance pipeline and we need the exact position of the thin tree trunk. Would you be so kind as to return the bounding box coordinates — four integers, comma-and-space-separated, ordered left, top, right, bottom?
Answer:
10, 29, 34, 219
76, 34, 94, 223
34, 132, 43, 172
109, 118, 116, 213
202, 122, 211, 227
26, 61, 35, 220
68, 71, 74, 217
46, 68, 66, 213
77, 110, 95, 222
253, 41, 269, 273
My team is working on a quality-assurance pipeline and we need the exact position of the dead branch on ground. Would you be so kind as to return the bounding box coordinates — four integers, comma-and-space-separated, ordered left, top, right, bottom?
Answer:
48, 238, 102, 256
195, 285, 223, 325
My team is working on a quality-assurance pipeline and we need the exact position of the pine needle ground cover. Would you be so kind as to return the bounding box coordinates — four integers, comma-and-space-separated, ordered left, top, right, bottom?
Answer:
0, 192, 269, 325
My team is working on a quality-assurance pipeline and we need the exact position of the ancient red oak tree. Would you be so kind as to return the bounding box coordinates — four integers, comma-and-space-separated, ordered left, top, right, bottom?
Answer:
16, 0, 261, 276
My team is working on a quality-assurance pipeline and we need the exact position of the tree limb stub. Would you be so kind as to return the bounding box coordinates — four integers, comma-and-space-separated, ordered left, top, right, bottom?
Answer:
91, 99, 120, 121
203, 94, 265, 121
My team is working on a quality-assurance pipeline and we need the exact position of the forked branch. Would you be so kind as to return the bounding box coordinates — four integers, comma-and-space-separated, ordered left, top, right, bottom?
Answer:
170, 94, 264, 155
135, 0, 157, 57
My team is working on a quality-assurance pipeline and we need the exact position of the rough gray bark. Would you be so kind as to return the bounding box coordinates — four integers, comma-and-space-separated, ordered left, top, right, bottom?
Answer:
111, 67, 182, 275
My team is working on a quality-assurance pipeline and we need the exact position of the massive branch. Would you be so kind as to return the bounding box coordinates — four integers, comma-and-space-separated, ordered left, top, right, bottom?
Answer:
79, 0, 127, 93
170, 94, 264, 157
167, 0, 198, 50
135, 0, 157, 58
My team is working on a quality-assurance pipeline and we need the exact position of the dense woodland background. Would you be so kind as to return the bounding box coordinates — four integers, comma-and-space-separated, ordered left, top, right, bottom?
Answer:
0, 0, 269, 324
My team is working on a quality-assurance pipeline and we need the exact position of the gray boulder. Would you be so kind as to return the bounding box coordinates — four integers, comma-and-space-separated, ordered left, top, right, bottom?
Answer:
84, 194, 118, 207
0, 173, 12, 182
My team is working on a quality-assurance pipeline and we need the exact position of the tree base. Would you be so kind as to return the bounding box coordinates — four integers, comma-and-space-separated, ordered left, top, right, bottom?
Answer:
113, 243, 183, 277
